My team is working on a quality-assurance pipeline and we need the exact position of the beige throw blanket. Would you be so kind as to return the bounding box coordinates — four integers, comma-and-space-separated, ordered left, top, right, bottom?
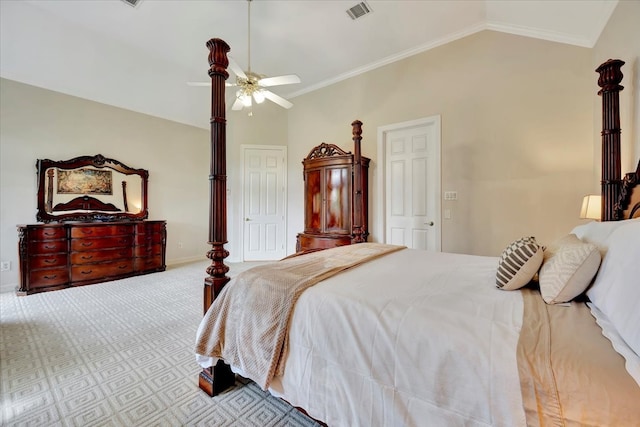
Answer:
194, 243, 405, 389
517, 288, 640, 426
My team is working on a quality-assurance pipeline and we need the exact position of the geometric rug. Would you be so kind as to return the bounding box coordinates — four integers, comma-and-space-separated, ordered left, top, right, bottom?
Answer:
0, 260, 320, 427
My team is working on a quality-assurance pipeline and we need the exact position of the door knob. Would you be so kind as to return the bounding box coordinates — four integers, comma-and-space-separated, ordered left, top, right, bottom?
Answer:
425, 221, 434, 226
245, 218, 251, 221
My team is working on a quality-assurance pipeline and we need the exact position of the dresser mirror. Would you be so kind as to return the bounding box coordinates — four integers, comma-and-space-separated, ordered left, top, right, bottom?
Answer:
36, 154, 149, 222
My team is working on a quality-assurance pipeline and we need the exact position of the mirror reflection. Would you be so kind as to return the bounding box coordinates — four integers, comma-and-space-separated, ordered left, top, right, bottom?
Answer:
36, 154, 149, 223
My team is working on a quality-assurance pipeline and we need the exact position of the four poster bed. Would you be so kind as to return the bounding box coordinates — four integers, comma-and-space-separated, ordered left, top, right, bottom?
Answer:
196, 39, 640, 427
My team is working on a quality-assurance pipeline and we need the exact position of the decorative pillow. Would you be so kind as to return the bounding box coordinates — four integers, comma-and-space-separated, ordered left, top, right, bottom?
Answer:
539, 234, 601, 304
496, 236, 543, 290
586, 220, 640, 357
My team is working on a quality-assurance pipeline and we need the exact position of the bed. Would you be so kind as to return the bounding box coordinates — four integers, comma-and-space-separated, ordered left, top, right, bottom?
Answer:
195, 40, 640, 426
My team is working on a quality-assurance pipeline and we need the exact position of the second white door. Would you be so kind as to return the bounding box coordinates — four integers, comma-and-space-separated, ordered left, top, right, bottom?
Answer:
382, 117, 441, 251
242, 145, 287, 261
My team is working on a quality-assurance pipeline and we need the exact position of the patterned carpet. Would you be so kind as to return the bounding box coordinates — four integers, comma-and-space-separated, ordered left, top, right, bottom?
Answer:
0, 260, 321, 427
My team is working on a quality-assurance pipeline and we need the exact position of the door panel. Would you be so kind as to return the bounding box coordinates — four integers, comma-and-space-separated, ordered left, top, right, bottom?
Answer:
243, 146, 287, 261
385, 120, 440, 251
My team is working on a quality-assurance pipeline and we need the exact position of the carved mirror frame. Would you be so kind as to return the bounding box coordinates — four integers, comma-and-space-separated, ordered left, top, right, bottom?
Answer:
36, 154, 149, 223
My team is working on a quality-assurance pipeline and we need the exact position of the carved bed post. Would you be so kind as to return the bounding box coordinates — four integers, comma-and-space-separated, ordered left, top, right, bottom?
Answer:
200, 38, 235, 397
596, 59, 625, 221
351, 120, 365, 243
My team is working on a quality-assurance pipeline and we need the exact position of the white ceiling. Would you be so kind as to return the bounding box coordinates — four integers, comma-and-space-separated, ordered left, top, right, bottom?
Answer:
1, 0, 618, 129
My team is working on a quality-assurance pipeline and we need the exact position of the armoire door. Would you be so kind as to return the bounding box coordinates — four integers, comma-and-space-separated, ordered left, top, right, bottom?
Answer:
324, 166, 351, 234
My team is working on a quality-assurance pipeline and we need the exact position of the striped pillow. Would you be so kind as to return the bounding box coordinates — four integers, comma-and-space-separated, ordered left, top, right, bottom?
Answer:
496, 236, 543, 290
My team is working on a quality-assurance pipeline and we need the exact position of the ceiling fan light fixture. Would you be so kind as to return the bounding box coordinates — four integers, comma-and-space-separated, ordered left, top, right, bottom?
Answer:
253, 90, 266, 104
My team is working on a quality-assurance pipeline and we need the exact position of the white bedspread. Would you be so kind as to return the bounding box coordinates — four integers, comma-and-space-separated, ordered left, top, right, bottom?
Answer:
267, 249, 526, 427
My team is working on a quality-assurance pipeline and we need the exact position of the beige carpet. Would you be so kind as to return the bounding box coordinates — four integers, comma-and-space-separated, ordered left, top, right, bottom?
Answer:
0, 260, 320, 427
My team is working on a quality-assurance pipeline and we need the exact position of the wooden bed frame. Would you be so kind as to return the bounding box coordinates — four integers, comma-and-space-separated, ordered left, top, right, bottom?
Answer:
197, 39, 640, 404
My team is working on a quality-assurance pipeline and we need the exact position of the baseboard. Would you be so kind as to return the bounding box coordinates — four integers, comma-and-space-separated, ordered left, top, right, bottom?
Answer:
0, 282, 17, 294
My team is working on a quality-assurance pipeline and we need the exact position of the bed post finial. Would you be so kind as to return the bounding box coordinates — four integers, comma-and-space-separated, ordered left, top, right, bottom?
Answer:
351, 120, 366, 243
204, 38, 231, 310
596, 58, 625, 221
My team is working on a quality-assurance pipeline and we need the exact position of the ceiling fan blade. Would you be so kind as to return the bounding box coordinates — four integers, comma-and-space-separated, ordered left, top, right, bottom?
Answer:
263, 90, 293, 109
231, 97, 245, 111
228, 56, 248, 80
258, 74, 301, 87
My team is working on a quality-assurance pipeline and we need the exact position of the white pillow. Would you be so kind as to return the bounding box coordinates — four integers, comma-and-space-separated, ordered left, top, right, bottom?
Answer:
571, 218, 640, 256
586, 220, 640, 357
539, 234, 601, 304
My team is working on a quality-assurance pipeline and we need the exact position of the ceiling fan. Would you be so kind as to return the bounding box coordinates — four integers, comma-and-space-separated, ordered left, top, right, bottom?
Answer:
189, 0, 301, 114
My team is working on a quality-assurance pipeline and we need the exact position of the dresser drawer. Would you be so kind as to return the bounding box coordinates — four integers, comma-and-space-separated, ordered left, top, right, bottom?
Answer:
30, 240, 68, 254
134, 243, 163, 258
70, 225, 134, 238
134, 233, 164, 245
30, 254, 68, 269
71, 261, 134, 282
29, 227, 66, 240
29, 268, 69, 288
135, 222, 165, 234
71, 236, 133, 251
135, 255, 163, 271
70, 248, 133, 265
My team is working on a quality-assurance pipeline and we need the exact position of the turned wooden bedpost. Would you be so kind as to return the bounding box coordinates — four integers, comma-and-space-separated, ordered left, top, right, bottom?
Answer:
351, 120, 365, 243
596, 59, 625, 221
200, 37, 235, 397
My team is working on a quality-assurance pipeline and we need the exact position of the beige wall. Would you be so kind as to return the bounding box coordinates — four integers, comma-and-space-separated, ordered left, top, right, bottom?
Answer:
592, 0, 640, 183
287, 30, 595, 256
2, 5, 638, 292
0, 79, 210, 292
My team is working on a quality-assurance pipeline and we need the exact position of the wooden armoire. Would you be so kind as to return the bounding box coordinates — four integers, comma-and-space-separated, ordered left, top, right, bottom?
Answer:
296, 121, 370, 252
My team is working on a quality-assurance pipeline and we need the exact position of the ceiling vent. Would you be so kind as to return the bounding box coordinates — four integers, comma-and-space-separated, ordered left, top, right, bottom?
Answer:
120, 0, 143, 7
346, 2, 372, 20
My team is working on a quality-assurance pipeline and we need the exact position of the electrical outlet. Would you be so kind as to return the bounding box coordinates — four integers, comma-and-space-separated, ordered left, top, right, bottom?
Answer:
1, 261, 10, 272
178, 241, 184, 249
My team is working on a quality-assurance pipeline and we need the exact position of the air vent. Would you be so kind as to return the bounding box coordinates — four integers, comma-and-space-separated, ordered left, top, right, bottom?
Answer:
120, 0, 143, 7
346, 2, 372, 20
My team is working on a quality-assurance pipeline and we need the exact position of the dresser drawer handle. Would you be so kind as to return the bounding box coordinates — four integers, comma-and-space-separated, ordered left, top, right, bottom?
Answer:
43, 259, 57, 264
81, 229, 94, 235
119, 239, 129, 244
43, 244, 56, 249
43, 275, 57, 280
118, 265, 128, 269
81, 255, 93, 260
44, 231, 55, 236
81, 242, 94, 247
81, 270, 93, 275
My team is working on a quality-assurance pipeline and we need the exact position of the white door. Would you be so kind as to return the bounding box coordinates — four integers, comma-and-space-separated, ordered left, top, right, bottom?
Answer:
242, 145, 287, 261
380, 117, 441, 250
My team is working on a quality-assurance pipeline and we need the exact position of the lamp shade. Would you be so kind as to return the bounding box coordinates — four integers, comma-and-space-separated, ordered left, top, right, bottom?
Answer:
580, 195, 601, 220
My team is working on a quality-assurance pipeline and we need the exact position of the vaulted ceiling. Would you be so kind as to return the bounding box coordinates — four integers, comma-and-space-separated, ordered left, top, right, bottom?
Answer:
0, 0, 618, 129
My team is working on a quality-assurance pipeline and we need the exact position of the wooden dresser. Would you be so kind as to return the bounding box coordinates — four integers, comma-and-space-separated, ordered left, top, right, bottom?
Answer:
17, 221, 166, 295
296, 142, 369, 252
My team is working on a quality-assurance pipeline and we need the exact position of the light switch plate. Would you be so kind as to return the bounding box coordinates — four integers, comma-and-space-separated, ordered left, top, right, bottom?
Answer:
444, 191, 458, 201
